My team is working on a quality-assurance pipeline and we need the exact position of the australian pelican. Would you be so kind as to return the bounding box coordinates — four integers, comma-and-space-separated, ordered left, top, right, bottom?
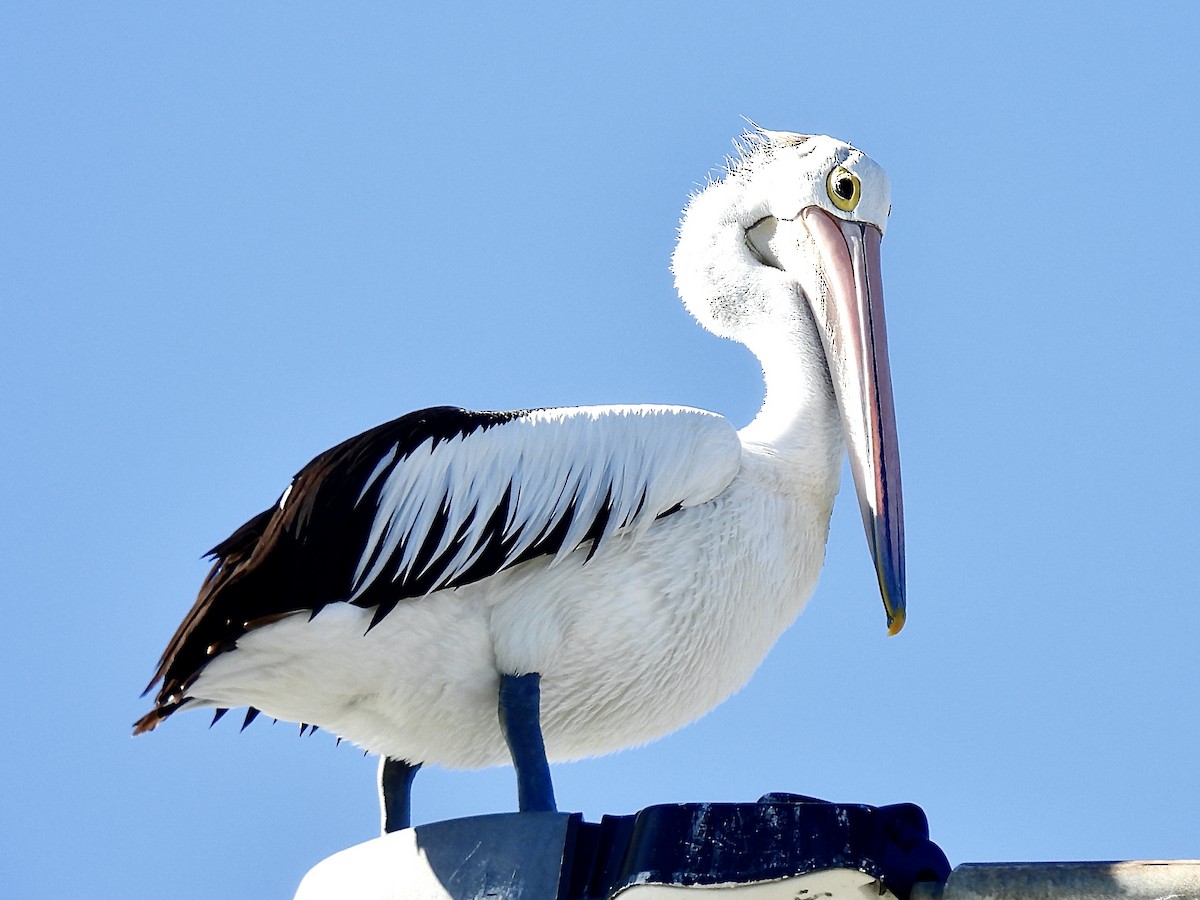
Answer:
135, 130, 905, 832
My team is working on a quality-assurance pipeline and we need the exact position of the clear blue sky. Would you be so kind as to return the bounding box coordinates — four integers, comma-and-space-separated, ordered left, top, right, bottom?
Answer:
3, 4, 1197, 897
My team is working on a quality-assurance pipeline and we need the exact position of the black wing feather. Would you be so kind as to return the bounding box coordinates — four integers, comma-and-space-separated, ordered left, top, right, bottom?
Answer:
136, 407, 529, 730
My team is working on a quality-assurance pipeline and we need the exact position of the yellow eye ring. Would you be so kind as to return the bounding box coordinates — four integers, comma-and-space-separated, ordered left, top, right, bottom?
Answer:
826, 165, 861, 212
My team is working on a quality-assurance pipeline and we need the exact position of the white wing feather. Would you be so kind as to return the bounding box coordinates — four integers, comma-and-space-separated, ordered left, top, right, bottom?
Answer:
349, 405, 741, 600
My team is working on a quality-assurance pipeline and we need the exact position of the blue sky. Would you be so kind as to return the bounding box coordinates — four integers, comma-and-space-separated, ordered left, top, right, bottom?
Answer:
3, 3, 1198, 897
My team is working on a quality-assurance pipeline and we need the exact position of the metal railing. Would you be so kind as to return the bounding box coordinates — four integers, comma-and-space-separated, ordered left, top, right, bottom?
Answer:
911, 861, 1200, 900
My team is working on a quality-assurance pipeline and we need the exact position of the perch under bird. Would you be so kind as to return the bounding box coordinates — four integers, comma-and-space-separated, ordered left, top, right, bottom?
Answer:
135, 129, 906, 833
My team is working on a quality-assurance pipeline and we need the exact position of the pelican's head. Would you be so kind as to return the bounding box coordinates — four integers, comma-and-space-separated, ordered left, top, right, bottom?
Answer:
673, 129, 905, 635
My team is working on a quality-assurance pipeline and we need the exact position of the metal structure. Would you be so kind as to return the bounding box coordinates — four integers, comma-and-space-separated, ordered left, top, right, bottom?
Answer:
296, 794, 1199, 899
912, 861, 1200, 900
296, 795, 949, 900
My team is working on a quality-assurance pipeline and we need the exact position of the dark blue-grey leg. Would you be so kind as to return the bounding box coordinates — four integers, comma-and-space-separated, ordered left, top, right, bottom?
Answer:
378, 756, 422, 834
498, 672, 557, 812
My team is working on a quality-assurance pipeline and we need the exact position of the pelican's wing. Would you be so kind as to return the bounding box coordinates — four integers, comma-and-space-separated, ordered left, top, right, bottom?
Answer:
344, 405, 740, 616
138, 404, 740, 721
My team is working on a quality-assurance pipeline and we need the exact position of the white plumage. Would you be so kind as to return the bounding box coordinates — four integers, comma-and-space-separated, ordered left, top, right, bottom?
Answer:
348, 406, 740, 601
192, 411, 832, 767
137, 129, 905, 806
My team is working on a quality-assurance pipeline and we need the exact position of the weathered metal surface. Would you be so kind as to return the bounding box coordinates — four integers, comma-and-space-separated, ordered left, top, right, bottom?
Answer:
617, 868, 898, 900
603, 795, 948, 899
910, 861, 1200, 900
295, 811, 577, 900
294, 796, 949, 900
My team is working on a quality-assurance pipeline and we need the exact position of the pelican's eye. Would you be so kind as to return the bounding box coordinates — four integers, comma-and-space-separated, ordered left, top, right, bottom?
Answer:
826, 165, 861, 212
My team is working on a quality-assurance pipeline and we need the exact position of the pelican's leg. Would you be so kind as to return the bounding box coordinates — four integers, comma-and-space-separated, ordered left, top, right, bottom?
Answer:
498, 672, 557, 812
378, 756, 421, 834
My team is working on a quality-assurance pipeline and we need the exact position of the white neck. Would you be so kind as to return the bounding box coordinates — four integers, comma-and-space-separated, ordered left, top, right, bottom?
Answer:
672, 181, 849, 501
673, 207, 844, 500
737, 314, 844, 500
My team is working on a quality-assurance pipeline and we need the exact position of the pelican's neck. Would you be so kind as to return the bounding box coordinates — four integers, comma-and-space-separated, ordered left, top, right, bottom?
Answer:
672, 192, 844, 498
737, 313, 844, 500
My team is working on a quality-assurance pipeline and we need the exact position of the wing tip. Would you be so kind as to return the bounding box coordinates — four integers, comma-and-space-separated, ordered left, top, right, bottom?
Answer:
132, 705, 170, 735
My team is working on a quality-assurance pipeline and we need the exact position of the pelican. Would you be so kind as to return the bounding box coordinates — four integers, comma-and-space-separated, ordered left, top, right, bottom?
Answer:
135, 129, 905, 833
